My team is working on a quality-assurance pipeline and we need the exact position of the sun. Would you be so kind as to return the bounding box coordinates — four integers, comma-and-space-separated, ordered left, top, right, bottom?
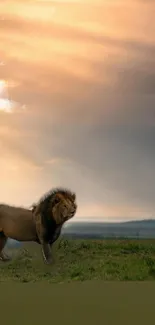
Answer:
0, 99, 14, 113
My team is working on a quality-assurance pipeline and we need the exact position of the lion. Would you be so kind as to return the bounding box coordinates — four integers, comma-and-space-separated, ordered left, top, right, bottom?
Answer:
0, 187, 77, 264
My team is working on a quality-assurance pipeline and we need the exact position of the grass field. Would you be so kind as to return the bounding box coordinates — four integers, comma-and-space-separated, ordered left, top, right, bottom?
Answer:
1, 238, 155, 282
1, 239, 155, 324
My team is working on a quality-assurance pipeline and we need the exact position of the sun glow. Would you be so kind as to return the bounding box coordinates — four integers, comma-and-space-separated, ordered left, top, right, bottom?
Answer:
0, 99, 14, 113
0, 80, 13, 113
0, 80, 6, 93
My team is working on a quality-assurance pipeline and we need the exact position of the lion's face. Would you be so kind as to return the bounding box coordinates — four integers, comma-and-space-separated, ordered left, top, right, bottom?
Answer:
61, 197, 77, 221
52, 192, 77, 224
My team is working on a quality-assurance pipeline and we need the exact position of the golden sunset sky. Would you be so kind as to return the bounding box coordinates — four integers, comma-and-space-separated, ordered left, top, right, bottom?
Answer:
0, 0, 155, 221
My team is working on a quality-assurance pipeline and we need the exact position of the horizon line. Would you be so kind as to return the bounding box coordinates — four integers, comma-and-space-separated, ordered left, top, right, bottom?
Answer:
69, 217, 155, 223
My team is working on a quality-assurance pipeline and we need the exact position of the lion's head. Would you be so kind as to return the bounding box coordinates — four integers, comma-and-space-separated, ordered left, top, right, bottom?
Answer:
52, 190, 77, 224
34, 187, 77, 225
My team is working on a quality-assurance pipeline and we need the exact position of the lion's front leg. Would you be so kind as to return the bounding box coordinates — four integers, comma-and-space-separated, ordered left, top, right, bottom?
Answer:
42, 243, 53, 265
35, 214, 53, 265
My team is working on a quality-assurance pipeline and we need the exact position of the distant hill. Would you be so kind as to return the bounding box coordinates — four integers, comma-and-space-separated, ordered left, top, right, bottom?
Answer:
62, 219, 155, 239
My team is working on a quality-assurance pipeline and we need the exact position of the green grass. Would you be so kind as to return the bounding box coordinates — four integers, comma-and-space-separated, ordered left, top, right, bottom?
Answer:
1, 238, 155, 282
2, 239, 155, 324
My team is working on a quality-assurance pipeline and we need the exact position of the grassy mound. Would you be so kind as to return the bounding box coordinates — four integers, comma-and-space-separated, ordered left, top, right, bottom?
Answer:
1, 239, 155, 282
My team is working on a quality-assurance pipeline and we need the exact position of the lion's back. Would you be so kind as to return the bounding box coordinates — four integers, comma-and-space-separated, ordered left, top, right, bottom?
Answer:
0, 204, 36, 241
0, 204, 32, 220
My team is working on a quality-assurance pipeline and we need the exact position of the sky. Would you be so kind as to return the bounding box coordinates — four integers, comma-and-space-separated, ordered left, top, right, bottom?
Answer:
0, 0, 155, 222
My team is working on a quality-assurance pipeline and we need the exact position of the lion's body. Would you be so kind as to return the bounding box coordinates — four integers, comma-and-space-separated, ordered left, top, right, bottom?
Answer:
0, 205, 37, 242
0, 187, 77, 264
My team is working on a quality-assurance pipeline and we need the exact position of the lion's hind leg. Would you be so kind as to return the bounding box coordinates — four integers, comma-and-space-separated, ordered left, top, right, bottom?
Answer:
0, 233, 11, 262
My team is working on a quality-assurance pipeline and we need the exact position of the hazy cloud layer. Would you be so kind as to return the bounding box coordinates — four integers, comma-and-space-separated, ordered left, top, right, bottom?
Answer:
0, 0, 155, 220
